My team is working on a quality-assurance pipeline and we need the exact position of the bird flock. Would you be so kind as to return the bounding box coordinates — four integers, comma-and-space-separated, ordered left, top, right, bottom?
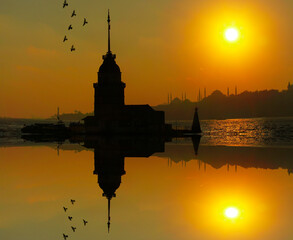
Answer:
62, 0, 88, 52
62, 199, 88, 239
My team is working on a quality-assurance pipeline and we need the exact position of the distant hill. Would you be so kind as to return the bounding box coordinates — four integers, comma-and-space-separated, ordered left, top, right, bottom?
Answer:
51, 85, 293, 121
154, 86, 293, 120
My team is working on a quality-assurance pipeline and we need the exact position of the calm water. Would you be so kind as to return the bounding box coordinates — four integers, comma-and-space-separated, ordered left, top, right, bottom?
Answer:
0, 118, 293, 239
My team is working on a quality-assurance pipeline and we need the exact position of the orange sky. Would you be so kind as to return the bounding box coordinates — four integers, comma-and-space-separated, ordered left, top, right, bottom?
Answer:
1, 0, 293, 118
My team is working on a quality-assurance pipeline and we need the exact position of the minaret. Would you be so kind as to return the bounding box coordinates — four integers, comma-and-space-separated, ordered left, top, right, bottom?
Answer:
57, 107, 60, 121
235, 86, 237, 95
204, 88, 206, 99
198, 89, 201, 102
227, 87, 229, 96
94, 10, 126, 115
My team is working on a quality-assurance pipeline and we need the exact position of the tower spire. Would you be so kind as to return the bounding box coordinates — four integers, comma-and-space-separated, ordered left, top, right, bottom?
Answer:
107, 9, 111, 53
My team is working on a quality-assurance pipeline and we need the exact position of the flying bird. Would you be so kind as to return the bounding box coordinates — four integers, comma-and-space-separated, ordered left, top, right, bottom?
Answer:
70, 199, 76, 204
71, 226, 76, 232
68, 216, 73, 221
63, 233, 68, 240
63, 207, 68, 212
70, 45, 75, 52
68, 25, 72, 30
63, 36, 68, 42
83, 18, 88, 26
71, 10, 76, 17
63, 0, 68, 8
83, 219, 88, 226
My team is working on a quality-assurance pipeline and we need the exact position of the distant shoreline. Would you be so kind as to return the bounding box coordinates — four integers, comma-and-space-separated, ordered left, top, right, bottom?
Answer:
2, 87, 293, 121
1, 116, 293, 122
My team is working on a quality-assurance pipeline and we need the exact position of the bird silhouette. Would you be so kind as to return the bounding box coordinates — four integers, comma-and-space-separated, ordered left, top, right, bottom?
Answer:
83, 219, 88, 226
63, 0, 68, 8
71, 226, 76, 232
63, 233, 68, 240
63, 36, 68, 42
63, 207, 68, 212
68, 216, 73, 221
70, 45, 75, 52
71, 10, 76, 17
68, 25, 73, 30
70, 199, 76, 204
83, 18, 88, 26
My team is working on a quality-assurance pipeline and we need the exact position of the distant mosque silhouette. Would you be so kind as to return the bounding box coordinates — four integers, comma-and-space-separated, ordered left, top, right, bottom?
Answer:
84, 11, 172, 134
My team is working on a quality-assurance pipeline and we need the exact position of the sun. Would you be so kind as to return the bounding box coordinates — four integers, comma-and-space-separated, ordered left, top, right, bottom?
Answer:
224, 207, 239, 219
224, 28, 239, 42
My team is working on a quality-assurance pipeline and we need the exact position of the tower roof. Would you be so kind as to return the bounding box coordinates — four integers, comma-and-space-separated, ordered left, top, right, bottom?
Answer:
99, 52, 121, 73
98, 10, 120, 74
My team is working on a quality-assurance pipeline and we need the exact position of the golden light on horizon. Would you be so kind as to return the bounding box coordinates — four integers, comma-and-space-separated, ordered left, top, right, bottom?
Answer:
224, 207, 240, 219
224, 27, 240, 42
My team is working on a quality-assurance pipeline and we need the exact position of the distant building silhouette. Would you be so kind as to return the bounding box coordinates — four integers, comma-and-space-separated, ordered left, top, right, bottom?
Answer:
154, 84, 293, 120
83, 12, 171, 134
198, 89, 201, 102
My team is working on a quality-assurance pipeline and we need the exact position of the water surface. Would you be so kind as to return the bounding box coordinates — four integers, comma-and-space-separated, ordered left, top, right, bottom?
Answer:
0, 118, 293, 239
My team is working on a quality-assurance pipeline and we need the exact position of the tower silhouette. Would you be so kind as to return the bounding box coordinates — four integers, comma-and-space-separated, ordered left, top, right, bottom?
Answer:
94, 10, 125, 115
92, 140, 126, 233
84, 136, 165, 233
83, 11, 170, 135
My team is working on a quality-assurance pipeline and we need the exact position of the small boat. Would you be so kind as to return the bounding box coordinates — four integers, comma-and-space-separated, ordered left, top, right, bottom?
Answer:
21, 107, 69, 135
21, 122, 68, 134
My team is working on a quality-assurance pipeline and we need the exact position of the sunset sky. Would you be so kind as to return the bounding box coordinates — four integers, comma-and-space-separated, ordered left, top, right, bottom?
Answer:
1, 0, 293, 118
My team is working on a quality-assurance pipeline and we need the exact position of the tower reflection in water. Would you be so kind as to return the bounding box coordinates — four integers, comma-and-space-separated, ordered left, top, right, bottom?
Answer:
83, 136, 187, 232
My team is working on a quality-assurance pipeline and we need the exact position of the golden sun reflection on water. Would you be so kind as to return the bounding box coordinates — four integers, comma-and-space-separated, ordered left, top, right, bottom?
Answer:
224, 207, 239, 219
224, 28, 240, 42
1, 144, 293, 239
187, 182, 274, 239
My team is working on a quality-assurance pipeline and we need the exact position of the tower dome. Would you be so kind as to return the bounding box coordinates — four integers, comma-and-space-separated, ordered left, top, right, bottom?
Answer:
98, 52, 120, 74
